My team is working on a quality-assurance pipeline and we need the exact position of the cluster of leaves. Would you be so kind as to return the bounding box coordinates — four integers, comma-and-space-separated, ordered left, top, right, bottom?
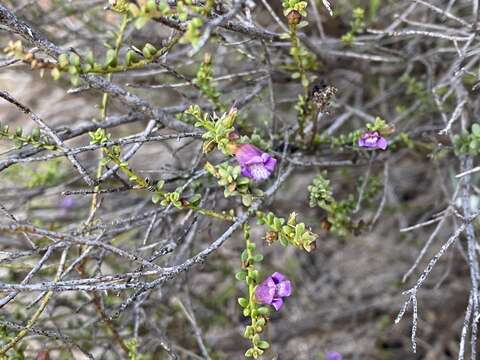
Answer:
308, 172, 382, 236
3, 40, 55, 75
0, 124, 56, 150
204, 162, 262, 207
193, 53, 224, 110
236, 225, 270, 359
188, 105, 236, 154
125, 338, 149, 360
308, 172, 355, 237
26, 159, 64, 189
314, 129, 362, 148
454, 124, 480, 155
176, 0, 214, 48
240, 131, 270, 152
341, 7, 366, 45
400, 75, 434, 112
282, 1, 315, 93
294, 94, 309, 134
365, 116, 396, 140
124, 0, 170, 29
54, 40, 161, 85
90, 129, 203, 211
257, 211, 317, 252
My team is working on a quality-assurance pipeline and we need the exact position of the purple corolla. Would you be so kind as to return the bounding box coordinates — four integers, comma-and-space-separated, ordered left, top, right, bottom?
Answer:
234, 144, 277, 182
358, 131, 388, 150
254, 272, 292, 311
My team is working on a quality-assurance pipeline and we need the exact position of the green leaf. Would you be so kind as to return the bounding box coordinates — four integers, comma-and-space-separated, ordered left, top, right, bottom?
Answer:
237, 297, 248, 308
240, 249, 248, 263
51, 67, 61, 80
135, 16, 150, 30
156, 180, 165, 191
70, 75, 81, 86
245, 348, 254, 357
257, 306, 270, 315
69, 52, 80, 67
142, 43, 157, 59
152, 193, 162, 204
105, 49, 117, 67
58, 53, 69, 68
472, 123, 480, 136
235, 271, 247, 281
31, 128, 40, 141
242, 194, 253, 207
257, 340, 270, 350
253, 254, 263, 262
86, 50, 95, 65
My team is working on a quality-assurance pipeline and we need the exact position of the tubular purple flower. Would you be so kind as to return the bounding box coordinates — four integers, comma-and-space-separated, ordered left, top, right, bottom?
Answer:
326, 352, 342, 360
358, 131, 388, 150
254, 272, 292, 311
234, 144, 277, 182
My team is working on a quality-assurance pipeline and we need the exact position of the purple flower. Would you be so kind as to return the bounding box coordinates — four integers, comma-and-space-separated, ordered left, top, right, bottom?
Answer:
358, 131, 388, 150
326, 352, 342, 360
234, 144, 277, 182
254, 272, 292, 311
59, 197, 76, 209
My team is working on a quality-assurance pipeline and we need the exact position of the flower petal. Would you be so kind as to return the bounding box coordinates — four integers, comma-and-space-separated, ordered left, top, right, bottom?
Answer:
276, 280, 292, 297
254, 278, 275, 305
326, 352, 342, 360
235, 144, 263, 165
240, 165, 252, 178
271, 297, 284, 311
263, 155, 277, 173
377, 137, 388, 150
243, 155, 265, 166
271, 272, 287, 284
249, 164, 270, 182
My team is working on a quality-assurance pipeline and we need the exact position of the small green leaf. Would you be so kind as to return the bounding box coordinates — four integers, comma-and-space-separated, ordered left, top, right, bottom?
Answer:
51, 67, 61, 80
152, 193, 162, 204
69, 52, 80, 67
257, 306, 270, 315
135, 16, 150, 30
257, 340, 270, 350
245, 348, 254, 357
235, 271, 247, 281
242, 194, 253, 207
253, 254, 263, 262
105, 49, 117, 67
237, 297, 248, 308
58, 53, 69, 68
472, 123, 480, 136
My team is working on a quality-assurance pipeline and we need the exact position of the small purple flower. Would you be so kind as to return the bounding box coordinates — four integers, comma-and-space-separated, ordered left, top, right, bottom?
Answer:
254, 272, 292, 311
59, 197, 76, 209
234, 144, 277, 182
358, 131, 388, 150
326, 352, 342, 360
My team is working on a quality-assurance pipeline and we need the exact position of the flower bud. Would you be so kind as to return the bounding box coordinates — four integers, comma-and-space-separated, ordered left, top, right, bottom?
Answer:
286, 10, 302, 26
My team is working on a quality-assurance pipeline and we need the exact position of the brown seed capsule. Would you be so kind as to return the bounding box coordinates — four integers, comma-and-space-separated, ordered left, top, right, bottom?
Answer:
312, 84, 338, 112
320, 218, 331, 231
286, 10, 302, 26
264, 231, 277, 245
304, 241, 317, 252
